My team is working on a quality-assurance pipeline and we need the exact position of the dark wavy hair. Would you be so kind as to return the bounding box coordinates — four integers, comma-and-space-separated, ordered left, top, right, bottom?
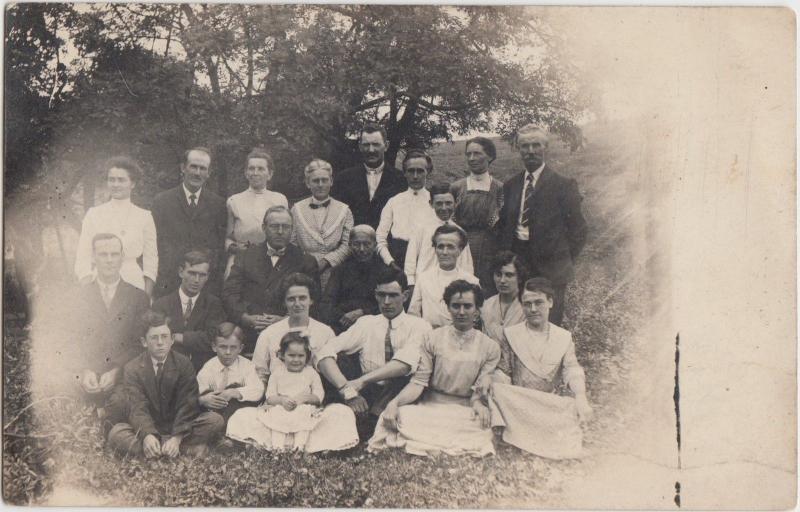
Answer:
443, 279, 484, 308
490, 250, 529, 296
277, 331, 312, 362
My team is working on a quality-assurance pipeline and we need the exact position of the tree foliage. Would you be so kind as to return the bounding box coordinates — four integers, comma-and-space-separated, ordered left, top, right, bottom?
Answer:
5, 3, 588, 204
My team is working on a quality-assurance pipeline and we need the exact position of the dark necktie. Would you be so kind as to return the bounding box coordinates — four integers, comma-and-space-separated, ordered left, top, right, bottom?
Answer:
384, 319, 394, 363
155, 362, 164, 390
189, 193, 197, 208
184, 297, 193, 321
309, 199, 330, 209
520, 174, 535, 227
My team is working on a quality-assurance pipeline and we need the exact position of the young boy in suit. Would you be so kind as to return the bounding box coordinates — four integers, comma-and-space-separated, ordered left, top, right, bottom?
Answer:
197, 322, 264, 425
107, 310, 224, 458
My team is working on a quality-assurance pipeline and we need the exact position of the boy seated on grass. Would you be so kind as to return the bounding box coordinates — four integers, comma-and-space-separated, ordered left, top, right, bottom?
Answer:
106, 310, 224, 458
197, 322, 264, 425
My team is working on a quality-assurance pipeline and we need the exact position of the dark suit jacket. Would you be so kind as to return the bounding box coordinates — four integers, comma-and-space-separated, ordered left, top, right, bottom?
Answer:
150, 186, 227, 298
331, 164, 406, 228
320, 253, 389, 332
121, 351, 199, 438
152, 290, 225, 372
497, 166, 588, 285
73, 280, 150, 374
222, 242, 319, 322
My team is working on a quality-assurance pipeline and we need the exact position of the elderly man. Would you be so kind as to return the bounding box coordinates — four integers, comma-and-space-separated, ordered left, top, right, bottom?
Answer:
71, 233, 150, 416
317, 267, 432, 439
331, 123, 406, 229
222, 205, 318, 352
497, 124, 588, 326
151, 147, 227, 298
320, 225, 391, 334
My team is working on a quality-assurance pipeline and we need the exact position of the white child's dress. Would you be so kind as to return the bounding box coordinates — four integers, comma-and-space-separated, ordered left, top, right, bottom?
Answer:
259, 366, 324, 435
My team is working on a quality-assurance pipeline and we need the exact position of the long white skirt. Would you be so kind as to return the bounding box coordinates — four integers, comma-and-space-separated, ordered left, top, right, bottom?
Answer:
368, 400, 494, 457
489, 382, 583, 459
226, 404, 358, 453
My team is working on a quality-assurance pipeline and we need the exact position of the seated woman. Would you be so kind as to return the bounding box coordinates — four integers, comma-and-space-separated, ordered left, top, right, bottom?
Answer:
489, 277, 593, 460
368, 280, 500, 457
481, 251, 527, 344
250, 272, 335, 381
291, 159, 354, 289
226, 331, 358, 453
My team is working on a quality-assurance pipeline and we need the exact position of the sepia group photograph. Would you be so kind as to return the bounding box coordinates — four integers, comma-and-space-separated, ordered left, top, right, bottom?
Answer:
2, 3, 796, 509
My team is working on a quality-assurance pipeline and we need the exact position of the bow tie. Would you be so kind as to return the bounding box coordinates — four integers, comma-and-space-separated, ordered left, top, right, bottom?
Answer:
309, 200, 330, 209
266, 246, 286, 258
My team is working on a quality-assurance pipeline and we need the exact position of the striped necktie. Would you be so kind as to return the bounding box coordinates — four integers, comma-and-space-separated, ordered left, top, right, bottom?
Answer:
384, 319, 394, 363
520, 173, 535, 227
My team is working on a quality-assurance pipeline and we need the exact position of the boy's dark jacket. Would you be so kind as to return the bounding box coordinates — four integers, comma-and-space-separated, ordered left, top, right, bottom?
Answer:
116, 350, 200, 439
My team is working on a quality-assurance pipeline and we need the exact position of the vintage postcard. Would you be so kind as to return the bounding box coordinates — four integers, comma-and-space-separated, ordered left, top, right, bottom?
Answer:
2, 4, 796, 508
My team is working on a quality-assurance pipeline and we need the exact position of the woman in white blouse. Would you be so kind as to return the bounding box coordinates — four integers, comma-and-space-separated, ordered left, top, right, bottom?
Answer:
225, 148, 288, 278
74, 157, 157, 295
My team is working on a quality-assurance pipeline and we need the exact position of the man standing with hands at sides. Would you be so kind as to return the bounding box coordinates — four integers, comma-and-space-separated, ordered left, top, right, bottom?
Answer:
316, 268, 432, 439
497, 124, 588, 326
223, 205, 319, 353
331, 123, 406, 229
375, 149, 435, 271
404, 182, 474, 294
151, 147, 227, 298
72, 233, 150, 417
152, 250, 226, 372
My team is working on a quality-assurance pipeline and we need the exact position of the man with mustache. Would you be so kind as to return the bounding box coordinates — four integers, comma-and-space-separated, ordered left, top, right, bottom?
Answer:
331, 123, 406, 229
497, 124, 588, 326
151, 147, 227, 299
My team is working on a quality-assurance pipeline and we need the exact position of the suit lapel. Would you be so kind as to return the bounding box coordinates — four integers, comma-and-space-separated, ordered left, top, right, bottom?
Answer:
187, 292, 206, 328
175, 186, 194, 221
168, 291, 187, 331
506, 173, 524, 218
158, 352, 179, 406
107, 281, 129, 317
532, 166, 553, 199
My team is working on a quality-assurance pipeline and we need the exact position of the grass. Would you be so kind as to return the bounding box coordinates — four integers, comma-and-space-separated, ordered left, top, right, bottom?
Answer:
3, 131, 647, 506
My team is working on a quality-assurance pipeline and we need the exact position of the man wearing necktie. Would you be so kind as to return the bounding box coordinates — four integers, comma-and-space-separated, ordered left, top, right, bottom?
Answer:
222, 205, 319, 353
317, 268, 433, 439
69, 233, 150, 417
331, 123, 406, 229
152, 250, 225, 372
496, 124, 588, 326
151, 147, 227, 299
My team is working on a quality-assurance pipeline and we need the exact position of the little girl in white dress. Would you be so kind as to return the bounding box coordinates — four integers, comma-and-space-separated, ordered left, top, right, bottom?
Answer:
259, 332, 324, 450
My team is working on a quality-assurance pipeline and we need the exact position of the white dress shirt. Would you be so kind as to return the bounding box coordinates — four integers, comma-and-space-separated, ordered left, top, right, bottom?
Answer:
316, 312, 432, 375
178, 288, 199, 318
365, 163, 384, 201
376, 188, 435, 265
404, 218, 474, 286
515, 162, 545, 241
196, 355, 264, 402
408, 266, 480, 328
252, 318, 335, 374
74, 198, 158, 290
97, 276, 121, 308
183, 184, 202, 205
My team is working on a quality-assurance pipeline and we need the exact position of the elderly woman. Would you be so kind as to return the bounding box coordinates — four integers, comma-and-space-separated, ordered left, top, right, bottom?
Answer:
291, 159, 354, 288
489, 277, 593, 459
368, 279, 500, 457
227, 272, 358, 452
481, 251, 527, 344
74, 156, 157, 294
449, 137, 504, 293
225, 148, 288, 278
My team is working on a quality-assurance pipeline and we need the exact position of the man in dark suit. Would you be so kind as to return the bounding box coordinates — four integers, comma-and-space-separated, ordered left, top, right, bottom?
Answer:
497, 124, 588, 326
222, 205, 318, 352
72, 233, 150, 413
331, 123, 406, 228
152, 249, 225, 372
107, 310, 224, 458
151, 147, 227, 299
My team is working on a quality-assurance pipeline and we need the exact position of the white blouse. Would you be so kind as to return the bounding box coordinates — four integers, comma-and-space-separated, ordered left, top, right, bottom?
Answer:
74, 198, 157, 290
408, 267, 480, 328
226, 188, 288, 249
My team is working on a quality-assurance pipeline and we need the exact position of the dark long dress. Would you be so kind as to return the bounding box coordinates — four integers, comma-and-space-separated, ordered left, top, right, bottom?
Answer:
450, 176, 504, 293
